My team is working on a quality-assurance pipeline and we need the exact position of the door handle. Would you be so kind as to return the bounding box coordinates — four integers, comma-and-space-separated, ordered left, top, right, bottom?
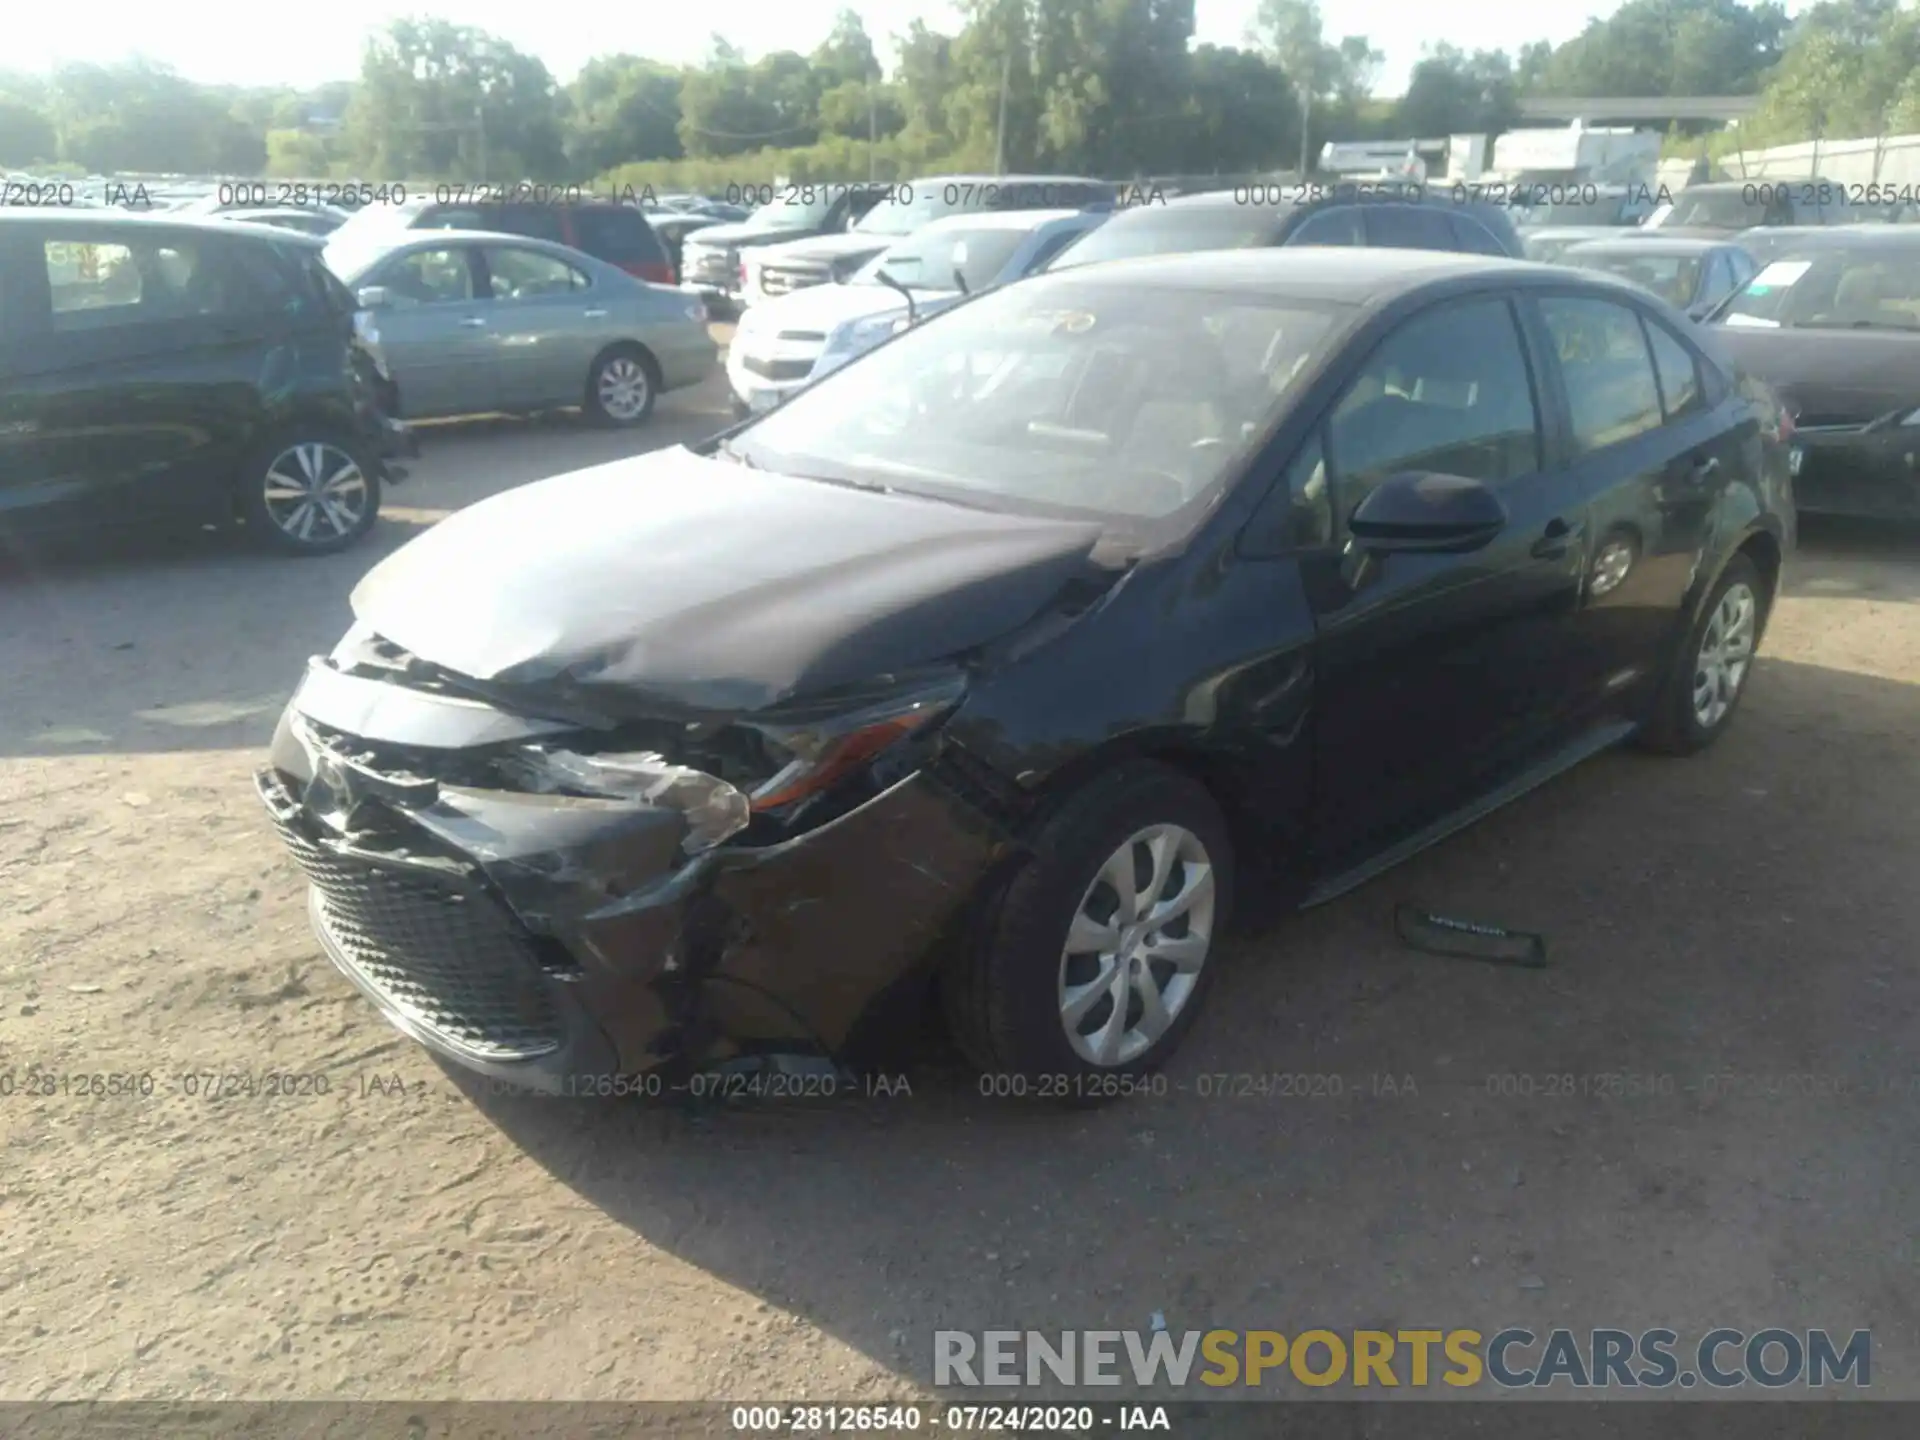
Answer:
582, 308, 608, 318
458, 317, 488, 328
1687, 455, 1721, 483
1530, 517, 1584, 560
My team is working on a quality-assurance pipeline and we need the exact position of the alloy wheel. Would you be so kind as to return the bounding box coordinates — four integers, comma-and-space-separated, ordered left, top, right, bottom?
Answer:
597, 357, 652, 421
1692, 580, 1757, 729
1057, 824, 1216, 1067
261, 442, 369, 546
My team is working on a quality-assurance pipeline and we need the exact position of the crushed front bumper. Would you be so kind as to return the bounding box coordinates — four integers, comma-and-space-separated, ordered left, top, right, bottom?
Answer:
255, 671, 1008, 1092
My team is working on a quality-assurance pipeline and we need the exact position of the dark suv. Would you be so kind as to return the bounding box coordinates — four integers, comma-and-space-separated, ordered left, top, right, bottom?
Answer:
326, 198, 676, 286
1047, 183, 1524, 270
0, 211, 414, 556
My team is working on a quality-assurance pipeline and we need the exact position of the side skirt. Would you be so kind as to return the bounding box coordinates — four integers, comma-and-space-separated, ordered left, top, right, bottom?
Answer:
1301, 719, 1638, 910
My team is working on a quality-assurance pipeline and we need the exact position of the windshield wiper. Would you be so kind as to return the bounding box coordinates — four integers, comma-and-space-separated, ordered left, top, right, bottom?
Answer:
719, 440, 761, 467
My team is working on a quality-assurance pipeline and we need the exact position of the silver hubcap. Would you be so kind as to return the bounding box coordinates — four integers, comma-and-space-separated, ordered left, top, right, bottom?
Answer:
1058, 824, 1216, 1067
1692, 581, 1757, 729
597, 357, 651, 420
262, 443, 368, 543
1591, 539, 1634, 597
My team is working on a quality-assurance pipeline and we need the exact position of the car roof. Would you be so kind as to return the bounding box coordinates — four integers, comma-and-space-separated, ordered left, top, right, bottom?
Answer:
913, 172, 1108, 185
1043, 245, 1531, 303
330, 228, 588, 254
1563, 237, 1730, 257
914, 208, 1086, 235
0, 208, 309, 239
1739, 223, 1920, 247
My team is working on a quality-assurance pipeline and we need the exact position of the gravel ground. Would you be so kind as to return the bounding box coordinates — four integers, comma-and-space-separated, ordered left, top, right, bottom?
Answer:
2, 353, 1918, 1402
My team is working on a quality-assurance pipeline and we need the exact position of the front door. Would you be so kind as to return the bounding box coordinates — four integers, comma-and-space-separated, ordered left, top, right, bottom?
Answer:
1304, 293, 1594, 869
363, 244, 498, 419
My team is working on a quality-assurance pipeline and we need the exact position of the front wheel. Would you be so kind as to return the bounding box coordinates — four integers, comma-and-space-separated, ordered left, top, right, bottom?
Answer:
240, 431, 381, 555
943, 761, 1233, 1095
1636, 553, 1766, 754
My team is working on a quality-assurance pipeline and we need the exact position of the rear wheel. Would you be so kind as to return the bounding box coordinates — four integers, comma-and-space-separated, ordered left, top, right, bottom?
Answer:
943, 761, 1233, 1097
239, 430, 381, 555
586, 345, 658, 426
1636, 553, 1766, 754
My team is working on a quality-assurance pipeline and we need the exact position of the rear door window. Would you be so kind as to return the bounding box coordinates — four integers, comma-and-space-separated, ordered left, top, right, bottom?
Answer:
570, 207, 665, 265
1643, 317, 1706, 421
482, 246, 589, 298
1538, 295, 1664, 452
1362, 204, 1461, 252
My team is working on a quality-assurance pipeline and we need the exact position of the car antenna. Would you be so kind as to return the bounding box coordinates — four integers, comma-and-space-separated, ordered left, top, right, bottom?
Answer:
876, 268, 917, 325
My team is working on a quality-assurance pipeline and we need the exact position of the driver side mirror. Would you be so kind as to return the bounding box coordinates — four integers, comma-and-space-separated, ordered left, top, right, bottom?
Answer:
355, 285, 394, 311
1348, 472, 1508, 555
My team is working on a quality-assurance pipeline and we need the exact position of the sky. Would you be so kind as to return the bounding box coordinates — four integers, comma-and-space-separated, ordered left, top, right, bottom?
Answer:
3, 0, 1624, 97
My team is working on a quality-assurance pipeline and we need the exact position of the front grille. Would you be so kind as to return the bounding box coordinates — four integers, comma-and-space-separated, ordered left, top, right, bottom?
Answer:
256, 770, 564, 1062
743, 355, 816, 381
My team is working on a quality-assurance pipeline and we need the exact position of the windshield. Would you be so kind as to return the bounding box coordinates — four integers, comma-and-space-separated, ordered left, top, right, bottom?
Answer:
1046, 208, 1276, 270
1718, 246, 1920, 331
1661, 190, 1768, 229
856, 227, 1031, 291
728, 277, 1342, 537
1565, 250, 1702, 308
321, 203, 418, 279
749, 193, 837, 227
1525, 234, 1597, 264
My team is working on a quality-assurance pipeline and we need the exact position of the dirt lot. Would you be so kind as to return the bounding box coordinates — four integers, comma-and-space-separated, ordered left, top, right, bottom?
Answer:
3, 354, 1919, 1403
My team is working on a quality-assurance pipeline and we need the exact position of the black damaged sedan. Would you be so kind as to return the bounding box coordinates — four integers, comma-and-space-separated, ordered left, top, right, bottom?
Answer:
259, 248, 1794, 1095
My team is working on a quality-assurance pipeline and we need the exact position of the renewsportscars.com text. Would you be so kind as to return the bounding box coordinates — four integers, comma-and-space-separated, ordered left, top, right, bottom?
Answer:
934, 1327, 1870, 1389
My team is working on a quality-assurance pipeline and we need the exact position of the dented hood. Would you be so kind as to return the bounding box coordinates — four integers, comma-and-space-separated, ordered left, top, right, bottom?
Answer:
349, 448, 1106, 712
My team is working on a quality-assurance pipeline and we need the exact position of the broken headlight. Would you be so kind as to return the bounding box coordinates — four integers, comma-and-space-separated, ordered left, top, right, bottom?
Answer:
504, 748, 752, 855
748, 672, 967, 813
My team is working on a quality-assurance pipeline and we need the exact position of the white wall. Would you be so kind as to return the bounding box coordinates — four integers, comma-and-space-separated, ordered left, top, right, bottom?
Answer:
1717, 133, 1920, 185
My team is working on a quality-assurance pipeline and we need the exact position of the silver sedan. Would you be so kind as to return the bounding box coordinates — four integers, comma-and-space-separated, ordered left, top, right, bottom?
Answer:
323, 230, 717, 425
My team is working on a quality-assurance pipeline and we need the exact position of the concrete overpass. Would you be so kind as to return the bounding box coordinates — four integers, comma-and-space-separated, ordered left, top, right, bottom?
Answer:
1516, 95, 1761, 123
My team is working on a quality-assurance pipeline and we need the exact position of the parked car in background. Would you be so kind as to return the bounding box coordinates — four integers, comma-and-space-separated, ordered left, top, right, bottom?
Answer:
1044, 184, 1524, 271
0, 211, 413, 555
1558, 237, 1757, 319
221, 206, 350, 237
258, 248, 1791, 1094
1642, 178, 1856, 234
1709, 227, 1920, 519
739, 175, 1117, 307
326, 197, 676, 286
1515, 183, 1664, 229
1523, 225, 1641, 263
679, 187, 892, 303
323, 230, 715, 427
727, 208, 1109, 415
646, 211, 728, 286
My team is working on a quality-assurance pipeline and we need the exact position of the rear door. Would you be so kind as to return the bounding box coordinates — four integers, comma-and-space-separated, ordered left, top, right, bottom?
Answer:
474, 244, 606, 408
1304, 293, 1595, 867
361, 244, 498, 417
0, 225, 276, 530
1526, 292, 1730, 717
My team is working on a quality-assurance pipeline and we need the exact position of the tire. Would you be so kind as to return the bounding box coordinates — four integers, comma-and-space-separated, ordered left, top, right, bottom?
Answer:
238, 428, 381, 556
585, 345, 659, 427
943, 760, 1234, 1095
1636, 553, 1767, 754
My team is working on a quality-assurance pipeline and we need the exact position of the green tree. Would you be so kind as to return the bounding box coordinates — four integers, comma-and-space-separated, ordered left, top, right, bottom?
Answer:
565, 56, 684, 171
344, 20, 565, 181
1396, 44, 1521, 138
0, 96, 57, 166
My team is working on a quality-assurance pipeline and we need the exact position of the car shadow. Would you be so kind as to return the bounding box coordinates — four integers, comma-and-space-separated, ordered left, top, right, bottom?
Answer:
445, 655, 1920, 1398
